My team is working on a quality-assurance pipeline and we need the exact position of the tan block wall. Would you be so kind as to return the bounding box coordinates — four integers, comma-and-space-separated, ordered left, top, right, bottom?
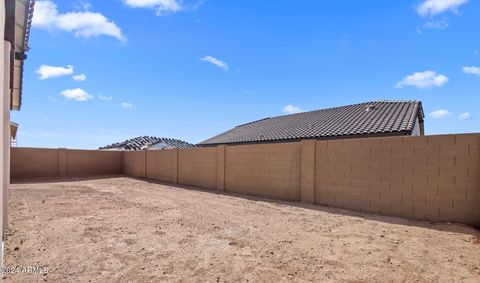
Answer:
145, 150, 176, 183
66, 150, 123, 177
9, 133, 480, 227
300, 140, 315, 203
178, 147, 217, 190
216, 146, 225, 191
225, 143, 301, 201
314, 134, 480, 227
11, 148, 60, 178
11, 148, 123, 179
123, 151, 145, 178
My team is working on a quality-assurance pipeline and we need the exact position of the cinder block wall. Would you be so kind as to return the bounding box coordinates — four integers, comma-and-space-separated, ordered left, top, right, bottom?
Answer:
11, 148, 123, 178
11, 148, 59, 178
225, 143, 301, 201
127, 133, 478, 227
178, 147, 217, 190
123, 151, 145, 178
145, 149, 177, 183
11, 133, 480, 227
314, 134, 479, 226
66, 150, 123, 176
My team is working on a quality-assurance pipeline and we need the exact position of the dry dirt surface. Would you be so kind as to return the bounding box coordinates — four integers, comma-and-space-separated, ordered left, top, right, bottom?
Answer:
4, 177, 480, 282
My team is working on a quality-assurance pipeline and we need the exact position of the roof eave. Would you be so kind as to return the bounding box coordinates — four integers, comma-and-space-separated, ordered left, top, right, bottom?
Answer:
198, 130, 413, 147
8, 0, 34, 111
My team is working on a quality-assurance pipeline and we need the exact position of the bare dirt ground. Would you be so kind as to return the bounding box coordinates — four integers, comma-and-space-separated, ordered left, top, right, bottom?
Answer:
3, 177, 480, 282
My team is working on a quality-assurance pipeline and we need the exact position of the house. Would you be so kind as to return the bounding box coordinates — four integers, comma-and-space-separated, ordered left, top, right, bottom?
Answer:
10, 121, 18, 146
100, 136, 197, 151
1, 0, 34, 264
199, 100, 424, 146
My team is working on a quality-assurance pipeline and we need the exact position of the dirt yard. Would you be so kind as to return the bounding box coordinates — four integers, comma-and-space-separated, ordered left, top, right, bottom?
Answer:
3, 177, 480, 282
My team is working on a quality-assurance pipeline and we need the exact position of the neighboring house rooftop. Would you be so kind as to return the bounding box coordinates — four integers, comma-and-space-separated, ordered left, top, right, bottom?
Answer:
199, 100, 424, 146
99, 136, 196, 151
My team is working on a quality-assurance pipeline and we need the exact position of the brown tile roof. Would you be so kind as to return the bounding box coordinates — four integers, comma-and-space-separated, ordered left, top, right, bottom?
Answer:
199, 100, 424, 146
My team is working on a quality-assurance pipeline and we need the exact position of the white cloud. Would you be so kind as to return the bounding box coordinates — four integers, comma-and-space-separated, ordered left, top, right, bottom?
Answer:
458, 112, 471, 120
121, 102, 133, 109
32, 0, 125, 41
200, 56, 229, 71
416, 19, 450, 34
429, 109, 452, 119
73, 73, 87, 81
283, 105, 304, 115
416, 0, 469, 16
423, 19, 450, 30
462, 66, 480, 76
192, 0, 207, 10
61, 88, 93, 101
74, 0, 92, 11
36, 64, 74, 80
395, 71, 449, 89
98, 95, 112, 101
123, 0, 182, 15
48, 96, 63, 104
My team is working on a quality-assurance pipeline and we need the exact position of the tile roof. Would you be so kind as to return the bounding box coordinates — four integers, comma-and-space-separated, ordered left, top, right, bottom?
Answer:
199, 100, 424, 146
99, 136, 196, 151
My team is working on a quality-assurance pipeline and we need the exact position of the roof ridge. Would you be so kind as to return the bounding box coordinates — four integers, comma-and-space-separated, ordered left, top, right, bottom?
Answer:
235, 117, 270, 128
405, 101, 422, 131
100, 136, 196, 150
237, 100, 419, 124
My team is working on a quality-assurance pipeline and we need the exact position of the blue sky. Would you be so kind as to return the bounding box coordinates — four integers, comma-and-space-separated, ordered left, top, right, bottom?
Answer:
14, 0, 480, 149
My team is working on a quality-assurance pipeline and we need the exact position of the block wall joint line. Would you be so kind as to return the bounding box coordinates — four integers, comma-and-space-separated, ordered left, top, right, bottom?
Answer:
223, 146, 226, 189
173, 148, 179, 184
219, 145, 226, 191
313, 141, 316, 201
143, 151, 147, 179
299, 143, 302, 201
57, 149, 60, 177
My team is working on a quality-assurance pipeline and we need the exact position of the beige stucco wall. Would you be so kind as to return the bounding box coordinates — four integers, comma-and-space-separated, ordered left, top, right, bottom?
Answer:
225, 143, 301, 201
1, 2, 7, 249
